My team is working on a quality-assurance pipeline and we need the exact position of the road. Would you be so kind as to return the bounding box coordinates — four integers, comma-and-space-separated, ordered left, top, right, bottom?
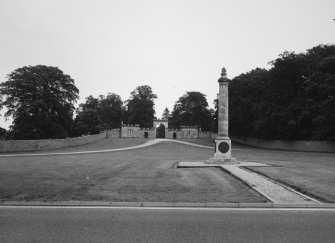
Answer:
1, 207, 335, 242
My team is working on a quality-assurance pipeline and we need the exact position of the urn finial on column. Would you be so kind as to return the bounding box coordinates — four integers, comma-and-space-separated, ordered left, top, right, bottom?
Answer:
218, 67, 228, 83
221, 67, 227, 78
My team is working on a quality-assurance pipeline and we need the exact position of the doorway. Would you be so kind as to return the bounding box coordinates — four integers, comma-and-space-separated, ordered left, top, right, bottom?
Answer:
156, 124, 166, 138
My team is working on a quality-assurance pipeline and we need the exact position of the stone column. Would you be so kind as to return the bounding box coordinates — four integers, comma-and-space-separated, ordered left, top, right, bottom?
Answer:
207, 67, 236, 163
217, 70, 229, 139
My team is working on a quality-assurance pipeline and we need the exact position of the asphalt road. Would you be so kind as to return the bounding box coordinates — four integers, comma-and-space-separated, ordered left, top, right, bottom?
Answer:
1, 207, 335, 243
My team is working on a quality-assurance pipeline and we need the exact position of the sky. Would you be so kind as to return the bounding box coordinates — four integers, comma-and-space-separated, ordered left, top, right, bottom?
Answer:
0, 0, 334, 129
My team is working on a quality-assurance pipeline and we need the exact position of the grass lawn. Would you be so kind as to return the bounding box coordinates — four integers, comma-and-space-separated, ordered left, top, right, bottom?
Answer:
0, 140, 267, 203
2, 138, 148, 155
232, 144, 335, 202
176, 139, 215, 147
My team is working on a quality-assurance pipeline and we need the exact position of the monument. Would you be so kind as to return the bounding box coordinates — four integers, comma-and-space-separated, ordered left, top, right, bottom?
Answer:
207, 67, 237, 163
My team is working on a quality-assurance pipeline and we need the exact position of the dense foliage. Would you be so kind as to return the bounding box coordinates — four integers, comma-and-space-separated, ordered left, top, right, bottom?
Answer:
0, 127, 6, 139
229, 44, 335, 141
161, 107, 170, 120
125, 85, 157, 128
170, 91, 213, 131
0, 65, 79, 139
73, 93, 124, 135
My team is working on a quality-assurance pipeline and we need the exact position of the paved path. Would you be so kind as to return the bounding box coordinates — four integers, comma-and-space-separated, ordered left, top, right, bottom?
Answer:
0, 139, 212, 157
178, 161, 320, 204
1, 207, 335, 243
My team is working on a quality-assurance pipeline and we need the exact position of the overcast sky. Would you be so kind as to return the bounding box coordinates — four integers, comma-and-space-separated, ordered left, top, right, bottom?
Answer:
0, 0, 334, 129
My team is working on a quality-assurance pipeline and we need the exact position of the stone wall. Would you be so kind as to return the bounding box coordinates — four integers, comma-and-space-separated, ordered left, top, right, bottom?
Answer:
0, 132, 107, 153
120, 123, 214, 140
106, 129, 121, 138
232, 136, 335, 153
198, 132, 218, 139
166, 130, 182, 139
121, 125, 140, 138
139, 129, 154, 139
179, 126, 198, 139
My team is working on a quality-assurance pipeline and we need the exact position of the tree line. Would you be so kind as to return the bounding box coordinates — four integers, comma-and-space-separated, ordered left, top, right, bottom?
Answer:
230, 44, 335, 141
0, 65, 214, 139
0, 44, 334, 141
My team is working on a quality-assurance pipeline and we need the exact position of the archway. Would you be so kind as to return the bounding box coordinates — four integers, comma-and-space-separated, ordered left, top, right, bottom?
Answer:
156, 124, 166, 138
153, 119, 168, 139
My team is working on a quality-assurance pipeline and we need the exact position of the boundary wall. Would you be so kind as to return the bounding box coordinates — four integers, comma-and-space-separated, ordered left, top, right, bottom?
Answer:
198, 132, 218, 139
106, 129, 121, 138
232, 136, 335, 153
0, 132, 106, 153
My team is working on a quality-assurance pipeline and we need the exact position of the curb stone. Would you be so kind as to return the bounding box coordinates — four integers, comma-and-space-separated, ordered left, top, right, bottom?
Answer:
173, 202, 206, 207
272, 203, 307, 208
205, 203, 238, 208
1, 201, 335, 208
238, 203, 273, 208
80, 201, 111, 206
51, 201, 81, 206
110, 202, 142, 207
19, 201, 51, 206
306, 203, 335, 208
142, 202, 174, 207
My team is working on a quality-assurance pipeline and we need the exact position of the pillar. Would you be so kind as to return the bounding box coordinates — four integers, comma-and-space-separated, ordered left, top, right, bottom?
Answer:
207, 67, 236, 163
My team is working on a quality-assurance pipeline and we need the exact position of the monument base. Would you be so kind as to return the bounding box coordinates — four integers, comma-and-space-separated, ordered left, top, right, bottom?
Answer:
205, 157, 239, 164
206, 137, 238, 164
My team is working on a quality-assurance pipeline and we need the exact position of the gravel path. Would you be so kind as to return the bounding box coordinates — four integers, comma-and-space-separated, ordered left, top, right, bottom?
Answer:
178, 161, 320, 204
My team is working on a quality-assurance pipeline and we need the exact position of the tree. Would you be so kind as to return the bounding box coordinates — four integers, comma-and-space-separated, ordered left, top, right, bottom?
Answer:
211, 98, 218, 133
170, 91, 212, 131
229, 68, 270, 138
97, 93, 124, 129
0, 127, 6, 139
73, 96, 101, 135
161, 107, 170, 120
0, 65, 79, 139
125, 85, 157, 128
229, 44, 335, 141
74, 93, 124, 135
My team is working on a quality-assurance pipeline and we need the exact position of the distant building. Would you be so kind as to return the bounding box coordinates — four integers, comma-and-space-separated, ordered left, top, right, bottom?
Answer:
106, 120, 216, 139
